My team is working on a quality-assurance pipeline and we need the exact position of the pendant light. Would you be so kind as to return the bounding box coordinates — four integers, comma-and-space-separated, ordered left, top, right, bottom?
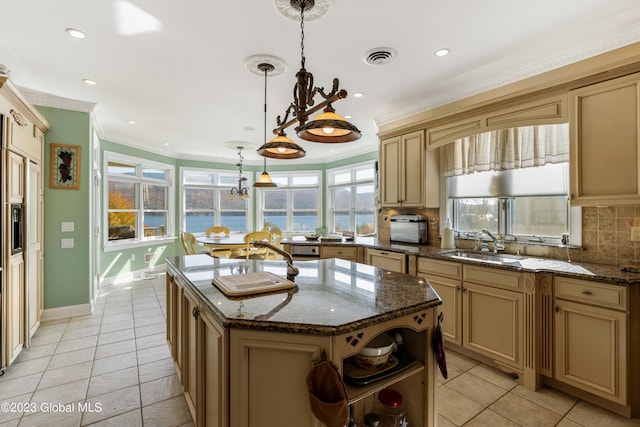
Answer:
254, 63, 279, 187
272, 0, 361, 144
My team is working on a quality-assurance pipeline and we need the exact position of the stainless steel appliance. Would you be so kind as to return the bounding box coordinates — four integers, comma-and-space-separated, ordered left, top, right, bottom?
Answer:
290, 245, 320, 258
390, 214, 428, 244
11, 204, 23, 255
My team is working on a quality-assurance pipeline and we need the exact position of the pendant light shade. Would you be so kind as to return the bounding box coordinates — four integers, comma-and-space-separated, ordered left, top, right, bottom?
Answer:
257, 132, 306, 159
254, 158, 278, 188
296, 105, 361, 143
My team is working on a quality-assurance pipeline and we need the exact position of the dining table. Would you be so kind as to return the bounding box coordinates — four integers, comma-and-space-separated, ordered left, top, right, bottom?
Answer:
196, 234, 247, 258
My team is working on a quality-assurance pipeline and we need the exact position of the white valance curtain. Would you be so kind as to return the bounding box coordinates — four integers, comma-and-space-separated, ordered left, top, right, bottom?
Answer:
443, 123, 569, 177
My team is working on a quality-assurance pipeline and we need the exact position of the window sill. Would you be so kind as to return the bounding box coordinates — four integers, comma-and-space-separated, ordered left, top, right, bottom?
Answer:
104, 236, 176, 252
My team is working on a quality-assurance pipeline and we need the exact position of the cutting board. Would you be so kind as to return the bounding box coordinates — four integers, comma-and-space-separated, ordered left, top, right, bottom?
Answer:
212, 272, 294, 297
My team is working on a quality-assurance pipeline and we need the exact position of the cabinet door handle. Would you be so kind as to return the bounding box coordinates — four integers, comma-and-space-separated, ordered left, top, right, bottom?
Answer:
581, 290, 593, 296
192, 307, 200, 319
555, 305, 560, 313
456, 286, 461, 292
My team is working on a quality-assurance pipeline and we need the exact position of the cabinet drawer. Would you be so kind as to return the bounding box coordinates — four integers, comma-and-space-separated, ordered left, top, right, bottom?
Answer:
463, 265, 522, 291
417, 258, 462, 280
555, 277, 627, 310
321, 246, 357, 260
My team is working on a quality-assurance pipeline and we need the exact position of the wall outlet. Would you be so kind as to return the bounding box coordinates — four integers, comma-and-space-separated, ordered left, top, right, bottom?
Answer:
144, 253, 154, 263
631, 227, 640, 242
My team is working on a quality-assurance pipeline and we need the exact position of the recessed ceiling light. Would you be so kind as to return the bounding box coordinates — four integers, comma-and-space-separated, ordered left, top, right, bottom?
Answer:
163, 142, 170, 146
128, 120, 136, 125
82, 79, 97, 85
66, 28, 86, 39
353, 92, 364, 98
244, 126, 255, 132
435, 48, 450, 57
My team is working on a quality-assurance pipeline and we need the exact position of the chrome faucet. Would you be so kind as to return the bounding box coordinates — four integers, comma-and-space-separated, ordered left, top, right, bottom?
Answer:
482, 229, 504, 253
251, 241, 300, 282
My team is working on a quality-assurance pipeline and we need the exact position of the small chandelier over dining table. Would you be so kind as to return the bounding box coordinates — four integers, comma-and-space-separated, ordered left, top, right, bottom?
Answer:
263, 0, 361, 159
229, 146, 250, 199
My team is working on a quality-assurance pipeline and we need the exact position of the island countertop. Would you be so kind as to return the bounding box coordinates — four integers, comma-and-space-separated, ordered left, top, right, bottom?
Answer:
165, 255, 442, 335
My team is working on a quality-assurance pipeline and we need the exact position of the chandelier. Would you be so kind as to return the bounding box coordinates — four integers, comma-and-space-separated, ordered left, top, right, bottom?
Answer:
260, 0, 361, 159
254, 63, 278, 188
229, 146, 250, 199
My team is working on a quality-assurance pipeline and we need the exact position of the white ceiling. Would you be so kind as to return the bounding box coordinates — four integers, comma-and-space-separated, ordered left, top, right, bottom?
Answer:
1, 0, 640, 165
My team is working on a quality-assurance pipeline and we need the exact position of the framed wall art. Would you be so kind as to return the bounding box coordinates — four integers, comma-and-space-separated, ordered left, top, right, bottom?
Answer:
50, 143, 80, 190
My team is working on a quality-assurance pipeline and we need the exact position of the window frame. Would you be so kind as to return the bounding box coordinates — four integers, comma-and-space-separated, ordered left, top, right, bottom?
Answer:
179, 166, 253, 234
255, 170, 322, 233
103, 151, 175, 251
326, 161, 377, 236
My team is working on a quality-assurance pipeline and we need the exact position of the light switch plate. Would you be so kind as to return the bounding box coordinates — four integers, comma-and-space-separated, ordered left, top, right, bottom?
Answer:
61, 222, 74, 232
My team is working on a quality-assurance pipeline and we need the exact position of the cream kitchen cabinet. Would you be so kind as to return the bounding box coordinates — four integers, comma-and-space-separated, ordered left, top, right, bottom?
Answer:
554, 277, 628, 406
416, 258, 463, 345
379, 130, 439, 208
320, 245, 359, 262
569, 72, 640, 206
365, 248, 407, 273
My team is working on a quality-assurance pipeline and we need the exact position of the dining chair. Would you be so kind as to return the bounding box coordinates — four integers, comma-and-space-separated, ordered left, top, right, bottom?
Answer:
233, 230, 272, 260
262, 226, 283, 259
205, 226, 232, 258
179, 231, 210, 255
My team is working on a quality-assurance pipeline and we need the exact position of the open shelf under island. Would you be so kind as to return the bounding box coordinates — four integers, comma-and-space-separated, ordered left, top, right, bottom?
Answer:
165, 255, 442, 427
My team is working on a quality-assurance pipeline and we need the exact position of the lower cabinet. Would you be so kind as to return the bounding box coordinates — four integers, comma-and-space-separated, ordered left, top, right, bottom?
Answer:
365, 248, 407, 273
320, 245, 359, 262
6, 253, 25, 365
554, 277, 628, 406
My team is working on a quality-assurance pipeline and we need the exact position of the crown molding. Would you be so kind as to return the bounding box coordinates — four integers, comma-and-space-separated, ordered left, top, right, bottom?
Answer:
19, 87, 97, 113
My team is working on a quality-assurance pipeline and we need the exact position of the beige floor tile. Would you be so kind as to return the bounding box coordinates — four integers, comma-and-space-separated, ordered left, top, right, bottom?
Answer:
55, 335, 99, 355
490, 392, 562, 426
94, 339, 136, 360
61, 325, 101, 341
101, 313, 134, 324
133, 315, 165, 328
19, 409, 82, 427
135, 333, 166, 351
0, 357, 50, 382
15, 344, 57, 362
437, 414, 458, 427
99, 319, 135, 334
556, 418, 584, 427
80, 408, 142, 427
38, 361, 93, 390
564, 400, 640, 427
511, 384, 578, 416
138, 357, 176, 384
133, 308, 163, 320
140, 374, 183, 406
102, 305, 133, 316
48, 347, 95, 370
81, 385, 141, 425
65, 318, 103, 330
468, 363, 518, 391
134, 322, 165, 338
0, 392, 31, 424
0, 373, 42, 400
29, 332, 63, 347
31, 378, 89, 405
97, 328, 135, 346
465, 409, 520, 426
446, 372, 509, 407
141, 395, 192, 427
91, 351, 138, 377
34, 322, 68, 336
438, 384, 485, 425
136, 344, 171, 366
87, 366, 139, 398
446, 350, 482, 372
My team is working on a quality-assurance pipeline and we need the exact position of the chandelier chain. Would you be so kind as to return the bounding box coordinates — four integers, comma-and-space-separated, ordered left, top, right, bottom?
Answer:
300, 4, 305, 68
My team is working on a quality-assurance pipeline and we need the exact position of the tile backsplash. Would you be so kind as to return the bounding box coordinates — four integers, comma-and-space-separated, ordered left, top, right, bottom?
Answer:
379, 205, 640, 266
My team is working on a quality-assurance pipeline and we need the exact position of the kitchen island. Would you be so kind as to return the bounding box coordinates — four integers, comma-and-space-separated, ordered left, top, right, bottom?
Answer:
165, 255, 442, 427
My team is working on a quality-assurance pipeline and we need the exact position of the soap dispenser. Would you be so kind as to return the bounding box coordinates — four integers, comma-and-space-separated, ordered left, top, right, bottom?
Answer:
441, 218, 456, 249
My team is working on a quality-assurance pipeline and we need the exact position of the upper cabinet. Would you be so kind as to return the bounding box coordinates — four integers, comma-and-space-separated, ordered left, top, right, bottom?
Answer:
569, 73, 640, 206
379, 130, 439, 208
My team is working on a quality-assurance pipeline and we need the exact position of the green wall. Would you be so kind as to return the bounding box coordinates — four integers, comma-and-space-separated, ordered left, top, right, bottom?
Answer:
38, 106, 93, 309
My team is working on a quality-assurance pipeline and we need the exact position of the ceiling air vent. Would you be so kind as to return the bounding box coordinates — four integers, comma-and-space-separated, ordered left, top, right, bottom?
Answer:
364, 48, 397, 66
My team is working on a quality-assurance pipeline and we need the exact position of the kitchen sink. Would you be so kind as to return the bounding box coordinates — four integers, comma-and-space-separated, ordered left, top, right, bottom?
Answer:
439, 249, 524, 266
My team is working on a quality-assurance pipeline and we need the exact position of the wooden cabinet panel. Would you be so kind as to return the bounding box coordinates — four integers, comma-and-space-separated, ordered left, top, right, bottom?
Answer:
320, 245, 358, 261
463, 265, 522, 292
365, 248, 406, 273
183, 287, 199, 421
199, 309, 227, 427
417, 258, 462, 280
463, 282, 523, 368
7, 151, 24, 203
6, 254, 24, 365
555, 277, 627, 310
420, 273, 462, 345
380, 135, 401, 206
555, 299, 627, 405
569, 73, 640, 205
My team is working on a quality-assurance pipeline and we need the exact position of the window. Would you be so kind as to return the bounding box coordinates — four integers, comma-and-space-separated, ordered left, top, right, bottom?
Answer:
448, 163, 579, 244
327, 162, 376, 235
257, 172, 321, 233
181, 168, 251, 233
105, 152, 174, 249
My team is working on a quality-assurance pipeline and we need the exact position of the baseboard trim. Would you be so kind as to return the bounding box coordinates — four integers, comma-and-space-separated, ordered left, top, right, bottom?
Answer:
41, 302, 94, 322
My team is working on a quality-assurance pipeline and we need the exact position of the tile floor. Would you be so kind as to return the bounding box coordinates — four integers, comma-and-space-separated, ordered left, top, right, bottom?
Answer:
0, 272, 639, 426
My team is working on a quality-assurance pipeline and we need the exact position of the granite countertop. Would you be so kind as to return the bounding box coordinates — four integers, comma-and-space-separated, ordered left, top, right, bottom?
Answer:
284, 237, 640, 284
166, 255, 442, 335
